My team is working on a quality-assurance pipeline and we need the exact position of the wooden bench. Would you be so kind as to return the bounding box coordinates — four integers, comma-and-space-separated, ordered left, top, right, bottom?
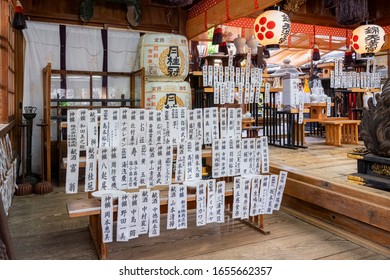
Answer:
318, 119, 361, 146
67, 188, 269, 260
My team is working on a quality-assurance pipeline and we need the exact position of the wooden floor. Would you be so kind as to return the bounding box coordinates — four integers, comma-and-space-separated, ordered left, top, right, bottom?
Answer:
6, 137, 390, 260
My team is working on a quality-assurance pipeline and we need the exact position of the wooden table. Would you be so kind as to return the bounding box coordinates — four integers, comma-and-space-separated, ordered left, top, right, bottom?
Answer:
67, 188, 269, 260
319, 119, 361, 146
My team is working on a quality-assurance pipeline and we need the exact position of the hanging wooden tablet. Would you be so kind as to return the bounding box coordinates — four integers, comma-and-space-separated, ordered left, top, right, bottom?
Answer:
65, 146, 79, 194
227, 108, 235, 138
67, 110, 78, 148
119, 108, 130, 146
77, 109, 88, 151
220, 139, 227, 177
244, 82, 250, 104
146, 145, 156, 188
149, 190, 160, 237
196, 180, 207, 226
206, 179, 216, 223
233, 176, 241, 218
220, 82, 226, 105
187, 110, 195, 141
146, 110, 156, 146
139, 188, 150, 234
258, 175, 269, 214
167, 185, 178, 229
175, 143, 186, 183
155, 110, 163, 144
109, 147, 119, 190
117, 193, 130, 242
235, 67, 240, 84
202, 65, 207, 87
99, 109, 110, 148
85, 146, 98, 192
203, 108, 212, 144
155, 145, 164, 186
240, 177, 251, 220
235, 108, 242, 139
213, 65, 219, 86
208, 65, 213, 87
110, 109, 120, 147
118, 146, 129, 190
137, 109, 147, 144
237, 83, 243, 104
234, 138, 242, 176
218, 66, 224, 83
162, 109, 171, 145
264, 82, 271, 104
212, 138, 221, 178
177, 185, 187, 229
215, 181, 225, 223
129, 109, 137, 145
194, 109, 203, 142
170, 108, 179, 146
228, 138, 235, 176
220, 108, 227, 138
265, 174, 278, 214
185, 141, 196, 180
250, 175, 261, 216
178, 108, 187, 143
273, 171, 288, 211
229, 66, 235, 83
224, 66, 229, 84
255, 138, 262, 175
211, 107, 219, 141
194, 140, 202, 180
138, 144, 147, 186
241, 138, 250, 176
128, 145, 139, 188
164, 145, 173, 185
101, 194, 113, 243
213, 81, 220, 104
248, 138, 256, 174
128, 192, 140, 239
98, 147, 109, 190
260, 136, 269, 174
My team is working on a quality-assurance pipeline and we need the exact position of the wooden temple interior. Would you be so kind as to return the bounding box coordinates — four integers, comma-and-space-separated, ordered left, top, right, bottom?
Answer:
1, 0, 390, 261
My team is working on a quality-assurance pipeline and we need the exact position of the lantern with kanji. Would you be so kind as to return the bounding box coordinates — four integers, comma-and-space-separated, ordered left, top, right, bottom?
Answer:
253, 8, 291, 50
351, 23, 385, 56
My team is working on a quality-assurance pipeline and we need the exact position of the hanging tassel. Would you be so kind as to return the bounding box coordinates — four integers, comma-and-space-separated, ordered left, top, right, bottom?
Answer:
218, 42, 228, 55
212, 25, 223, 45
312, 44, 321, 61
12, 1, 27, 30
303, 78, 311, 93
344, 46, 353, 66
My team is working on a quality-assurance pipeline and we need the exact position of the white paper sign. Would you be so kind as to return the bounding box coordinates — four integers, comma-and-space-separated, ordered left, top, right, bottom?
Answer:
77, 109, 88, 151
260, 136, 269, 173
149, 190, 160, 237
128, 192, 139, 239
98, 147, 109, 190
196, 180, 207, 226
274, 171, 288, 210
240, 177, 251, 220
258, 175, 269, 214
139, 188, 150, 234
84, 146, 97, 192
101, 194, 113, 243
250, 175, 261, 216
65, 146, 79, 194
215, 181, 225, 223
177, 185, 187, 229
167, 185, 178, 229
233, 176, 241, 218
206, 179, 217, 223
117, 193, 130, 242
265, 174, 278, 214
88, 110, 99, 147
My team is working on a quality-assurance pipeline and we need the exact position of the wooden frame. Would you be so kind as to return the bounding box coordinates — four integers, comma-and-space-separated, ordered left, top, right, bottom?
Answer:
42, 63, 145, 183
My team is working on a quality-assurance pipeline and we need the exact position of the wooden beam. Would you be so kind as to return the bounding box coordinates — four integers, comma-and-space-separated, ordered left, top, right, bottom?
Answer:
186, 0, 279, 40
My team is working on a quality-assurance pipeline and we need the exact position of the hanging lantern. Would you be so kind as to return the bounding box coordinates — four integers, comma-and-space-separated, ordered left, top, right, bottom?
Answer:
351, 23, 385, 56
12, 1, 27, 30
312, 44, 321, 61
253, 7, 291, 50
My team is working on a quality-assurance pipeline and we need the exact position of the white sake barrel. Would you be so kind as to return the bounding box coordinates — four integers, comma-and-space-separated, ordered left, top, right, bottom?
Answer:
139, 33, 189, 81
144, 81, 192, 110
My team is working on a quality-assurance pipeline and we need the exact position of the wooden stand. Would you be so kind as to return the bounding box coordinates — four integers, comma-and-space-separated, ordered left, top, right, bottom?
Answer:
320, 119, 361, 146
67, 189, 269, 260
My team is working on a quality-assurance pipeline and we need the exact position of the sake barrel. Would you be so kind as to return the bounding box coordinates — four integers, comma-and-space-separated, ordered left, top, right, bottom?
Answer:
144, 81, 192, 110
139, 33, 189, 81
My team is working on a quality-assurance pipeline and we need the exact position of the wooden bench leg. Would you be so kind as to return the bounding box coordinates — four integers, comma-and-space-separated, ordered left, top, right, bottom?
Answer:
89, 215, 108, 260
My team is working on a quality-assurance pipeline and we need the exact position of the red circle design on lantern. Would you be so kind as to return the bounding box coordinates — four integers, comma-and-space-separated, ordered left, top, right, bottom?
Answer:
258, 33, 264, 41
265, 31, 274, 39
267, 21, 276, 29
353, 43, 359, 50
261, 26, 266, 32
259, 17, 267, 25
353, 35, 359, 42
255, 24, 260, 33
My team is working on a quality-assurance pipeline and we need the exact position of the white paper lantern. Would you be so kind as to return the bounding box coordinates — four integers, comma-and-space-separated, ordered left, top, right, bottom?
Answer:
253, 9, 291, 49
351, 24, 385, 55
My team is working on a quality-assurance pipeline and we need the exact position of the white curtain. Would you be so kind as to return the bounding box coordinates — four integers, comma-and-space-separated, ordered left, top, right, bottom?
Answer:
23, 21, 141, 177
23, 21, 61, 175
107, 29, 140, 105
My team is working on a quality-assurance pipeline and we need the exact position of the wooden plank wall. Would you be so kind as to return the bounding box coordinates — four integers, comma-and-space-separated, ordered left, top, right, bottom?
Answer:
20, 0, 187, 35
